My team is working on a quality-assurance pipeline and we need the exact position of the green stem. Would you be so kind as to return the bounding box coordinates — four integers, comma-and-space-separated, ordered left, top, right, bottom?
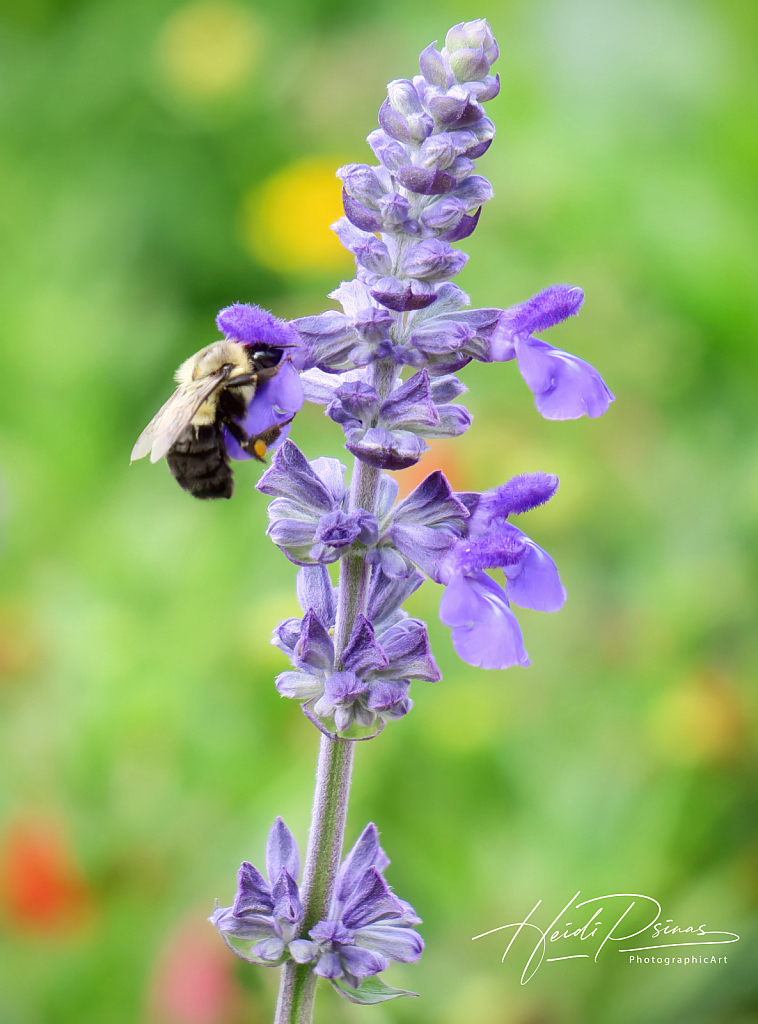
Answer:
273, 359, 398, 1023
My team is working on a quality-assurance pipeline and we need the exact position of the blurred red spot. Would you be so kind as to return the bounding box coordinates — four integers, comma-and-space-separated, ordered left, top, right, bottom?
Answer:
0, 819, 90, 934
147, 915, 242, 1024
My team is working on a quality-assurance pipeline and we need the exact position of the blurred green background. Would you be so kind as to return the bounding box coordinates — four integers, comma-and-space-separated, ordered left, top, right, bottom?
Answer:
1, 0, 756, 1021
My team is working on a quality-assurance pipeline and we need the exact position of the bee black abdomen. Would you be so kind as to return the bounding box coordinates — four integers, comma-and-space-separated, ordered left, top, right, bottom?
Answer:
166, 425, 234, 499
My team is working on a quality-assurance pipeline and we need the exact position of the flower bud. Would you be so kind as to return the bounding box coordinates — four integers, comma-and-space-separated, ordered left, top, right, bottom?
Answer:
366, 129, 408, 172
444, 19, 499, 65
419, 41, 450, 88
399, 239, 468, 282
420, 196, 467, 232
336, 164, 386, 207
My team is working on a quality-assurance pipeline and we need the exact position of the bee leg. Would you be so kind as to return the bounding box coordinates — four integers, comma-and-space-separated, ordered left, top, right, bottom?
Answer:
244, 416, 295, 462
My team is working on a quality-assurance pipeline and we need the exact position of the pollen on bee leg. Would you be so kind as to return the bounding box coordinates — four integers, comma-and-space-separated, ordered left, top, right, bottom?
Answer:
253, 439, 267, 459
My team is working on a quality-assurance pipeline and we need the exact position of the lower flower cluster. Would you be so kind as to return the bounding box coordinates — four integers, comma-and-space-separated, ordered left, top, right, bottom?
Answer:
211, 818, 423, 1003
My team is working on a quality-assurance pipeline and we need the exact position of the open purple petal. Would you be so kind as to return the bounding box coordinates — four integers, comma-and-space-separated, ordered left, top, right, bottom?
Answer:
439, 570, 530, 670
515, 336, 614, 420
503, 528, 567, 612
227, 361, 304, 461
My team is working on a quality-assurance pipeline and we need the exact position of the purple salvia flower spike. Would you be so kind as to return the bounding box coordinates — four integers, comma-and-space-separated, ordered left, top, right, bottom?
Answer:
200, 19, 613, 1013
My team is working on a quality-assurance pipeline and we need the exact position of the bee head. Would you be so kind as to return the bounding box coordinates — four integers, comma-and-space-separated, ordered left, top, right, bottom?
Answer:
247, 344, 284, 380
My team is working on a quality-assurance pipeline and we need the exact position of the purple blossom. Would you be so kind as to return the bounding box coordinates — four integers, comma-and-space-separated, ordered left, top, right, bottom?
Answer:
257, 440, 377, 565
224, 359, 304, 460
210, 817, 304, 965
489, 285, 615, 419
288, 824, 423, 994
211, 820, 423, 994
380, 470, 471, 580
437, 472, 567, 669
305, 368, 471, 471
216, 303, 303, 356
273, 563, 436, 735
276, 608, 439, 736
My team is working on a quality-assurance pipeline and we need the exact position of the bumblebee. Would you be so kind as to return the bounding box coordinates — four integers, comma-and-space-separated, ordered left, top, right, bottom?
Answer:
131, 340, 290, 499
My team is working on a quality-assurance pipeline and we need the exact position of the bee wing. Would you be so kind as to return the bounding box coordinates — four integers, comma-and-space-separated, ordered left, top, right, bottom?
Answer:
131, 371, 228, 463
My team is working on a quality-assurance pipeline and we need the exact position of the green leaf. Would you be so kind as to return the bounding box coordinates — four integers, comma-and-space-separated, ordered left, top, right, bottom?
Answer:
331, 976, 419, 1004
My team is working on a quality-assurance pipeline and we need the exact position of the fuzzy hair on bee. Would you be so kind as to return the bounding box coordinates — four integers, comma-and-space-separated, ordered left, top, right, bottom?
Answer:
131, 339, 291, 499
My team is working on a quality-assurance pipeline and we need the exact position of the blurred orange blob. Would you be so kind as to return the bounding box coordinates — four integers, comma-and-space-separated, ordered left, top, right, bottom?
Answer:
391, 439, 467, 497
649, 673, 747, 765
156, 2, 261, 99
147, 915, 242, 1024
0, 819, 91, 934
241, 157, 353, 275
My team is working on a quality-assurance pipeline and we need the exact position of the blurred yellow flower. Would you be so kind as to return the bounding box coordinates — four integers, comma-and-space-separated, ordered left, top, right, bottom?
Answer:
241, 157, 353, 275
156, 1, 261, 99
649, 675, 746, 765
